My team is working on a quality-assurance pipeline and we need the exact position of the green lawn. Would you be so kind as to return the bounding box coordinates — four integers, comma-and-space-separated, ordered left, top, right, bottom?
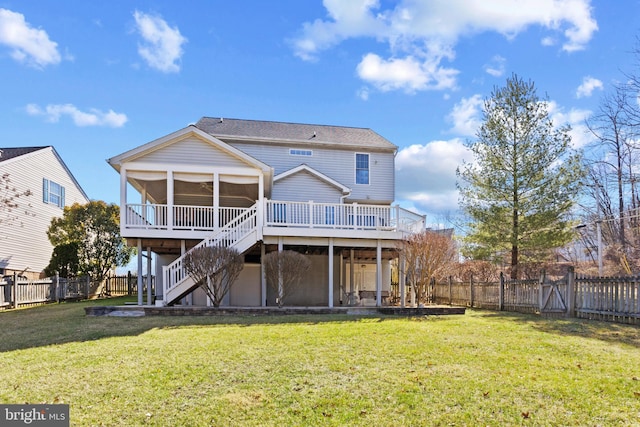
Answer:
1, 298, 639, 426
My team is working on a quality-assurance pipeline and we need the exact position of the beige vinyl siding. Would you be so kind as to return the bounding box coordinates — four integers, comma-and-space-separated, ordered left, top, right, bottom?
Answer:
272, 170, 343, 203
141, 136, 249, 168
0, 148, 89, 276
226, 140, 395, 204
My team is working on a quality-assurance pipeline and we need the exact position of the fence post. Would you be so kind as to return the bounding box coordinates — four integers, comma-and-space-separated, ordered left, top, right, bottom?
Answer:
448, 276, 452, 306
499, 272, 505, 311
566, 266, 576, 318
127, 271, 133, 296
85, 275, 91, 299
538, 269, 546, 312
469, 274, 474, 308
12, 272, 18, 309
55, 272, 60, 303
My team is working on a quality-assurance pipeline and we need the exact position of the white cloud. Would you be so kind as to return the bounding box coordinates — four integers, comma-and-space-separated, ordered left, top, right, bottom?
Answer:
483, 55, 506, 77
356, 86, 370, 100
395, 139, 471, 213
291, 0, 597, 93
0, 8, 61, 68
447, 94, 483, 136
26, 103, 128, 127
133, 10, 187, 73
576, 76, 603, 98
547, 100, 594, 149
356, 53, 458, 93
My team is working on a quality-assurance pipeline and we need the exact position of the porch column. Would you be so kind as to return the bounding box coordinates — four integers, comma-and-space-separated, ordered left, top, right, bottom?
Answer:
328, 238, 334, 308
376, 240, 382, 307
137, 239, 143, 305
213, 172, 219, 229
261, 244, 267, 307
146, 247, 152, 305
257, 174, 265, 239
399, 251, 406, 308
349, 249, 355, 306
120, 168, 127, 232
167, 171, 174, 231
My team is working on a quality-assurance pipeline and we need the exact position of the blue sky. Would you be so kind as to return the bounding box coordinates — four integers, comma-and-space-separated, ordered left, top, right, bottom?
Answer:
1, 0, 638, 225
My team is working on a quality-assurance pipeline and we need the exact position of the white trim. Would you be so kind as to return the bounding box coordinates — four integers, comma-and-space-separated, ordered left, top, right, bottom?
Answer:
108, 126, 270, 171
274, 164, 351, 194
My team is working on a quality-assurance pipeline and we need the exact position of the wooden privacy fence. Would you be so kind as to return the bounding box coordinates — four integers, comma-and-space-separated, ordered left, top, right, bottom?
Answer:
0, 273, 154, 310
432, 269, 640, 325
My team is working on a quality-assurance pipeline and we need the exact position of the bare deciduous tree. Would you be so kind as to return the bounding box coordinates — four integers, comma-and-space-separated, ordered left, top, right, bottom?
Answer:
264, 250, 311, 307
183, 245, 244, 307
403, 230, 457, 306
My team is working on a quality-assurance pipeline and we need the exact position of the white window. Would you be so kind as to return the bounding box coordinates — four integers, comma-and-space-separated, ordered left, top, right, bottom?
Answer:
355, 153, 369, 185
43, 178, 65, 208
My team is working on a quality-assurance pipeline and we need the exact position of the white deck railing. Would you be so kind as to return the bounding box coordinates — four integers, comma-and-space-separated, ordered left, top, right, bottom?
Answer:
125, 204, 252, 231
264, 200, 424, 233
124, 201, 425, 234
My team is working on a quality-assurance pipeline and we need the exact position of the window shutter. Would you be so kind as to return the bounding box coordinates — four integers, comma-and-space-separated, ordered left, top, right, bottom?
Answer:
60, 186, 65, 208
43, 179, 49, 203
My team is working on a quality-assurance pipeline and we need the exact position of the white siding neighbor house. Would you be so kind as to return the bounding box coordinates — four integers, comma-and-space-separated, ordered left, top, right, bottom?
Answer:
0, 146, 90, 279
108, 118, 425, 307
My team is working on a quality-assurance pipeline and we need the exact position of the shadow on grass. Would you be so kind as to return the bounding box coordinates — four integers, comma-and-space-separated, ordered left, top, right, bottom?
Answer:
0, 297, 412, 352
472, 309, 640, 348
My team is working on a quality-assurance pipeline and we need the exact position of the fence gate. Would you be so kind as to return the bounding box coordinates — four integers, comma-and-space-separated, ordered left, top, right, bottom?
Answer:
539, 277, 568, 315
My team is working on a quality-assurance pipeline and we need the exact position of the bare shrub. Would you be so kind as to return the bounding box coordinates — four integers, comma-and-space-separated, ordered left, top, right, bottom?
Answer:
183, 245, 244, 307
451, 260, 499, 282
264, 250, 311, 307
403, 231, 457, 306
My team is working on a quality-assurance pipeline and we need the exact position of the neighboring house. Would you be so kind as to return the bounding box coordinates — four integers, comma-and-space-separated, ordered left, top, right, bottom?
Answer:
107, 117, 425, 307
0, 146, 90, 279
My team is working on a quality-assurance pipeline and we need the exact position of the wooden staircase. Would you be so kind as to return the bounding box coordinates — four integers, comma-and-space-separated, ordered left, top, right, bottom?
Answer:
162, 204, 259, 306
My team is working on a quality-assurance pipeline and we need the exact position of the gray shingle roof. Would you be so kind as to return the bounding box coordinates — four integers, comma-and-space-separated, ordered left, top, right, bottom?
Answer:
195, 117, 397, 151
0, 146, 48, 162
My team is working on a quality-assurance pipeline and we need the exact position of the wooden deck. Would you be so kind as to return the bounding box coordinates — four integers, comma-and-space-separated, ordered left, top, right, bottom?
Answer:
85, 305, 466, 317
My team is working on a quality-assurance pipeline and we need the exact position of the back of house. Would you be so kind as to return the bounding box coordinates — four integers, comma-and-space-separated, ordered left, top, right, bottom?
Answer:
108, 117, 424, 307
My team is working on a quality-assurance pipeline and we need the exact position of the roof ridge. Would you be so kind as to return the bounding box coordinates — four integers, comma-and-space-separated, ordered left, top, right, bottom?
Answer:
198, 116, 373, 131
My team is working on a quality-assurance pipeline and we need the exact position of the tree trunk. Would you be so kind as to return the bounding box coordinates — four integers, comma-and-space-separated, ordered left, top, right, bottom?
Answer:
510, 244, 518, 279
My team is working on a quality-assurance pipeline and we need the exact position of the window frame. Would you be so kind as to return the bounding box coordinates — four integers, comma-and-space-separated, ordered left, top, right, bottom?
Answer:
355, 152, 370, 185
43, 178, 65, 208
289, 148, 313, 157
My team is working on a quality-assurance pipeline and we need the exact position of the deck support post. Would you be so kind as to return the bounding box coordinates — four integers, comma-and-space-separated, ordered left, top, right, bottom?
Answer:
376, 240, 382, 307
261, 244, 267, 307
137, 239, 143, 306
399, 250, 406, 308
146, 247, 153, 305
349, 249, 355, 306
328, 238, 334, 308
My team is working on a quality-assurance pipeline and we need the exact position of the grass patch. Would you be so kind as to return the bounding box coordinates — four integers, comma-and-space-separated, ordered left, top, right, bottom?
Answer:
1, 301, 639, 426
